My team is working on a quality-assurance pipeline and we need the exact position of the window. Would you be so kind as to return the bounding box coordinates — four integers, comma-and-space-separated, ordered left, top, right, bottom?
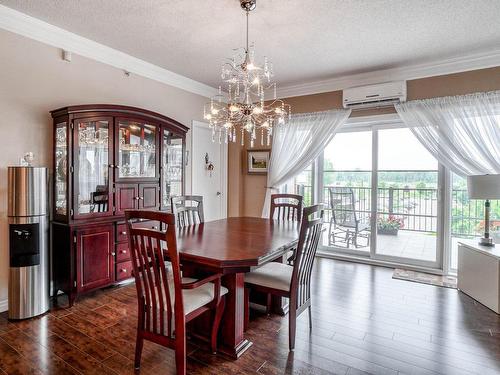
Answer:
294, 164, 313, 206
450, 173, 500, 270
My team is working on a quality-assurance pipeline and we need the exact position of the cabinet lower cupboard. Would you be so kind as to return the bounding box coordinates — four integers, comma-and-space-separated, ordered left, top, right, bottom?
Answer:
76, 225, 115, 292
51, 105, 187, 305
115, 183, 159, 215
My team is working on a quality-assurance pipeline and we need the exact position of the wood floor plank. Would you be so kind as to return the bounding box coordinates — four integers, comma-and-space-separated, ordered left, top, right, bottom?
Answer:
0, 339, 43, 375
39, 314, 116, 362
331, 332, 492, 375
26, 331, 118, 375
257, 356, 338, 375
0, 330, 82, 375
363, 333, 500, 371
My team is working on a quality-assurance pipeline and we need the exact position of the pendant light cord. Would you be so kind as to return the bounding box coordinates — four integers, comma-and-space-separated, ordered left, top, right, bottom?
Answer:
246, 10, 249, 53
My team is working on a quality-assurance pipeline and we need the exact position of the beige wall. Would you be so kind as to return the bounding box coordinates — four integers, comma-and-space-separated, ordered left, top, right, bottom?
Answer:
228, 135, 271, 218
228, 66, 500, 218
0, 29, 208, 309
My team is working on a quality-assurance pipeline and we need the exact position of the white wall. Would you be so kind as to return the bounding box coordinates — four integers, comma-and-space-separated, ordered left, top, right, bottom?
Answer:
0, 29, 207, 311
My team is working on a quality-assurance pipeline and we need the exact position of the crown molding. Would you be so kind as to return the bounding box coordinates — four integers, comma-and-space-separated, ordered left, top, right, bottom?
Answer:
2, 4, 499, 101
0, 4, 218, 98
277, 48, 500, 99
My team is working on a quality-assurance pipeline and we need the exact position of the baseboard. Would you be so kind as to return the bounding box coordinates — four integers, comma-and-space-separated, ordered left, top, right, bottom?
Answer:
0, 299, 7, 313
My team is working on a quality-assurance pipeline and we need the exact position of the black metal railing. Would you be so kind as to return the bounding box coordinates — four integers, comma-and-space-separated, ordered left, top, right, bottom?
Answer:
295, 184, 499, 237
451, 189, 500, 237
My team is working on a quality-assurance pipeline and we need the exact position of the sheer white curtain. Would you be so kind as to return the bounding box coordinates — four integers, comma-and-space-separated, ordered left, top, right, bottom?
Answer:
395, 91, 500, 176
262, 109, 351, 217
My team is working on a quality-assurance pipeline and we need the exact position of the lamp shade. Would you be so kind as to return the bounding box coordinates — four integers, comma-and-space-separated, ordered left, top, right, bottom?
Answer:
467, 174, 500, 199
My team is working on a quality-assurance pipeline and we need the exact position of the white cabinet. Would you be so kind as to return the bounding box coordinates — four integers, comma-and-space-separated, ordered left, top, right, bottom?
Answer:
458, 240, 500, 314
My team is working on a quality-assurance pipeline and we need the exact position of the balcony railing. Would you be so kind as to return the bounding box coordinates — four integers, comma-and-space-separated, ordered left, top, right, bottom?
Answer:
295, 184, 498, 238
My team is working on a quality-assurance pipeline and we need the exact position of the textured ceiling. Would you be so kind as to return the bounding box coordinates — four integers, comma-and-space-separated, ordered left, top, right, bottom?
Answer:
1, 0, 500, 89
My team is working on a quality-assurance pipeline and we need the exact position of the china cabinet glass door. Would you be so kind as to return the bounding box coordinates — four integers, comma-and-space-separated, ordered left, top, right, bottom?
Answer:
162, 129, 184, 208
74, 118, 112, 218
55, 121, 68, 217
117, 120, 158, 180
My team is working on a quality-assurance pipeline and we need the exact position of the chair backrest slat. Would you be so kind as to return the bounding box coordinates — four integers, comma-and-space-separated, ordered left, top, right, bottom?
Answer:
171, 195, 204, 228
270, 194, 303, 222
291, 204, 324, 309
126, 210, 183, 338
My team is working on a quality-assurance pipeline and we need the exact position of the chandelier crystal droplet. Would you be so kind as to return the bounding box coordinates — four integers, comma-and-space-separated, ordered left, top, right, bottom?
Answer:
203, 0, 291, 147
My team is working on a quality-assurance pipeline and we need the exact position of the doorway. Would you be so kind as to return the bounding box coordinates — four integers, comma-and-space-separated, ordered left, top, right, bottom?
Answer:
191, 121, 228, 222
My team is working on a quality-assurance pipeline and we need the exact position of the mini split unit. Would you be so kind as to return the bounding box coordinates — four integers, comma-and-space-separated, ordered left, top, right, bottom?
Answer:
343, 81, 407, 109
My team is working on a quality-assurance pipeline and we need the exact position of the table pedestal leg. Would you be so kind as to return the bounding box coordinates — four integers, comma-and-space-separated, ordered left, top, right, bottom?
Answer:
219, 272, 252, 358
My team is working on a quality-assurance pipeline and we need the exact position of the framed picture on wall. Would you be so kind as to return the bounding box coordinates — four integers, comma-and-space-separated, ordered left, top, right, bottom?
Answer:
247, 150, 270, 174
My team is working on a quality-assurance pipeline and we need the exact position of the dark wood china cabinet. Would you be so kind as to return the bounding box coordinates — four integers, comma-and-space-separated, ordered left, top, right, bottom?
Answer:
51, 105, 188, 305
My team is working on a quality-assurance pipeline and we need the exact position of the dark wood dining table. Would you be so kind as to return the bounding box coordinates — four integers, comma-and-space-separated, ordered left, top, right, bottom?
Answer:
176, 217, 299, 358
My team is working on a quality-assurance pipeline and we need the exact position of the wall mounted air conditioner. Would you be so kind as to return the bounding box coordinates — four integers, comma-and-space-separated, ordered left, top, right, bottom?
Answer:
343, 81, 407, 109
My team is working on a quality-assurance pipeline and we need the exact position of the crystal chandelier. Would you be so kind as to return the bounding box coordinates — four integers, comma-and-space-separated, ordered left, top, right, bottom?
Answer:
204, 0, 291, 147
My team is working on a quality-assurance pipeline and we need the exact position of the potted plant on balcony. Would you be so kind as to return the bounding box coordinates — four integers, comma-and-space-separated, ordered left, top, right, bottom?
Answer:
377, 215, 404, 236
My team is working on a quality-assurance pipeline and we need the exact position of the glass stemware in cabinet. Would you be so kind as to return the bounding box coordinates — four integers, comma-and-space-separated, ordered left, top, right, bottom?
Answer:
55, 122, 68, 216
118, 121, 157, 179
76, 120, 110, 215
162, 130, 183, 207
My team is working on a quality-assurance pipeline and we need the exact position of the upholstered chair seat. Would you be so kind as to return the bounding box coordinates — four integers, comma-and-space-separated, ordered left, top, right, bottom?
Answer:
244, 263, 293, 292
172, 278, 228, 317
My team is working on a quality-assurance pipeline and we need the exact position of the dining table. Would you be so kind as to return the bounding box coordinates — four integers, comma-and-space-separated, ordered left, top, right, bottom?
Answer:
175, 216, 300, 358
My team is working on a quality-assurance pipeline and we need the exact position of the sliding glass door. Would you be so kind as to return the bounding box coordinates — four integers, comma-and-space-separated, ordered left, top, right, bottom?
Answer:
294, 120, 444, 269
321, 130, 373, 254
374, 127, 442, 268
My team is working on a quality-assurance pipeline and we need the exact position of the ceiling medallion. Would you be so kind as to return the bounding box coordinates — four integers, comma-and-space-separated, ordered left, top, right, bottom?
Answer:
203, 0, 291, 147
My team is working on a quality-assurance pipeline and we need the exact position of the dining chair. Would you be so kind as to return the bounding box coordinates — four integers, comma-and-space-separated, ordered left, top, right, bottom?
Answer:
171, 195, 204, 227
270, 193, 303, 222
125, 210, 227, 374
270, 193, 303, 268
244, 204, 324, 350
90, 186, 109, 213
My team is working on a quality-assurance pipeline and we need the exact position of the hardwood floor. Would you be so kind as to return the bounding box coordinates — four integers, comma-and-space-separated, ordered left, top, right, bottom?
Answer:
1, 258, 499, 374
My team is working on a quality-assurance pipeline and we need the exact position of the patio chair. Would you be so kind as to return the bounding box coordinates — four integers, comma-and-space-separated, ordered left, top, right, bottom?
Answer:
328, 187, 370, 248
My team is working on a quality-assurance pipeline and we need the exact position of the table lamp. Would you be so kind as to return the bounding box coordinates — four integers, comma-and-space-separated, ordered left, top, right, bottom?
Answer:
467, 174, 500, 247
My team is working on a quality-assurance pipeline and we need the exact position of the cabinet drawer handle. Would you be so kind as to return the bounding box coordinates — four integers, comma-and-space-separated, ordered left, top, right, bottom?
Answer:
109, 164, 115, 168
121, 231, 127, 235
152, 226, 158, 230
120, 268, 127, 273
120, 250, 127, 254
139, 197, 144, 200
134, 197, 140, 200
111, 252, 116, 256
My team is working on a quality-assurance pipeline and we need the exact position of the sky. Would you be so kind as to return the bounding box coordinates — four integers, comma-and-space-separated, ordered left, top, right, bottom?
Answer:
324, 127, 438, 171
